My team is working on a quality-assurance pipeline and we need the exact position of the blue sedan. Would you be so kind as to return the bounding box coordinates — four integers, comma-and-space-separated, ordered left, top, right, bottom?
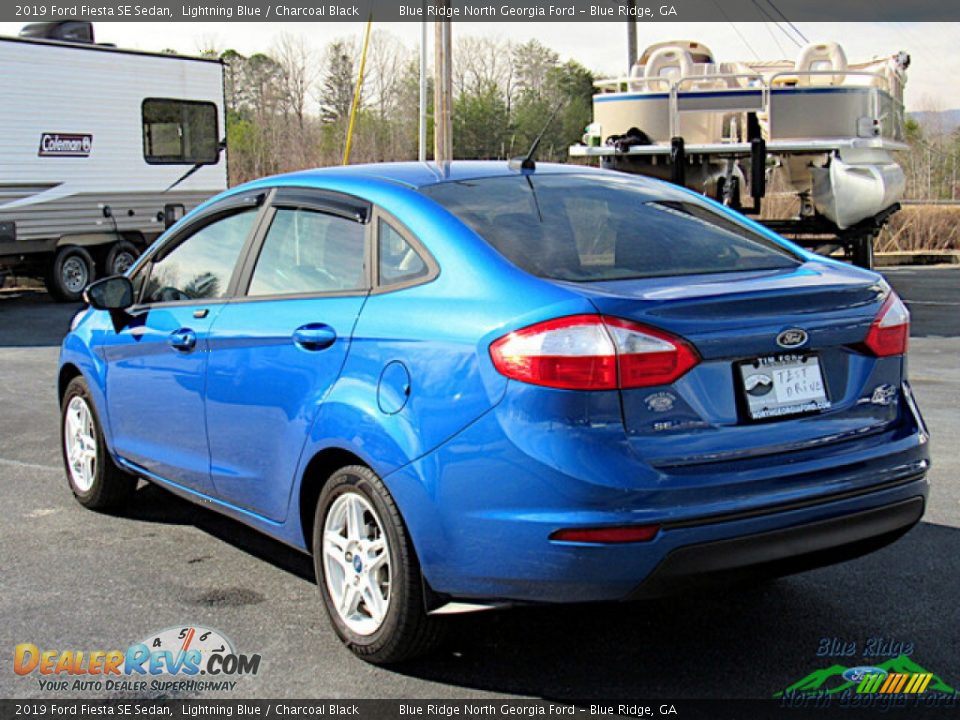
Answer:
59, 161, 929, 663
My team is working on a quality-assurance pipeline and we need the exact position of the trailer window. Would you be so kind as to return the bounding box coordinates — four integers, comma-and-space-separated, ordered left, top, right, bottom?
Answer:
142, 99, 219, 165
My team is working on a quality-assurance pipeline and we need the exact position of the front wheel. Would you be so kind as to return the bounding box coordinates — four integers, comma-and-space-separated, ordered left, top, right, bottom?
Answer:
313, 465, 444, 664
61, 377, 136, 510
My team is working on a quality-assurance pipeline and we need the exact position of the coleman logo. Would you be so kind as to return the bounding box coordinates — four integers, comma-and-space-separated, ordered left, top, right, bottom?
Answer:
38, 133, 93, 157
777, 328, 808, 349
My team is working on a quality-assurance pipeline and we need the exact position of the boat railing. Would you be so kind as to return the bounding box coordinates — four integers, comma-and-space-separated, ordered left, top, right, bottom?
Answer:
594, 68, 902, 142
669, 73, 768, 137
768, 70, 900, 140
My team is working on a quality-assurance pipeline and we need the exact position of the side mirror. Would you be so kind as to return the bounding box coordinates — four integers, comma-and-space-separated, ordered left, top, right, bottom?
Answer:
84, 275, 134, 311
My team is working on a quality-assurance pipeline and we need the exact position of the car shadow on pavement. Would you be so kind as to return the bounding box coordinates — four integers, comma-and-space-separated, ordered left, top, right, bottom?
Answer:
390, 521, 960, 700
122, 481, 316, 583
0, 291, 81, 347
114, 480, 960, 700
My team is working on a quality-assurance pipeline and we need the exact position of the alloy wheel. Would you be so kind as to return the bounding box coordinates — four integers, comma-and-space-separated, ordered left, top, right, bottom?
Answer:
322, 491, 392, 636
64, 396, 97, 493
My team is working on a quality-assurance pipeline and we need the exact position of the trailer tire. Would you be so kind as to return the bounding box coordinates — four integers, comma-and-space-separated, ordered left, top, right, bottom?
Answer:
104, 240, 140, 277
46, 246, 94, 302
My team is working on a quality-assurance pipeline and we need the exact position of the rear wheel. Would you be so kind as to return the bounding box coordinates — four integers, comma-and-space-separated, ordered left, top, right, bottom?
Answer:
61, 377, 136, 510
46, 246, 94, 302
313, 465, 444, 664
104, 240, 139, 276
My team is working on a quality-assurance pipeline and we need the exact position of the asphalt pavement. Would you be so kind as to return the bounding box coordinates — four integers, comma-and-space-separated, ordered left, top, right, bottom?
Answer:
0, 266, 958, 701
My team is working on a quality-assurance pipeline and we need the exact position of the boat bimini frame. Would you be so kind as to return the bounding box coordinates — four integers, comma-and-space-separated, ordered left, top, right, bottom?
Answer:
570, 41, 911, 268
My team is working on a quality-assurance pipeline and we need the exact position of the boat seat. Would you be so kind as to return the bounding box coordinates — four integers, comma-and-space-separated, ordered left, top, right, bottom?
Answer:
644, 46, 695, 91
795, 42, 847, 86
628, 62, 647, 91
674, 62, 735, 90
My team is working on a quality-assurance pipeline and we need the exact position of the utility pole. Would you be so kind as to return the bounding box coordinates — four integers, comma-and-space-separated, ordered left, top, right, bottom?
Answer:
626, 0, 637, 74
433, 5, 453, 163
419, 17, 428, 162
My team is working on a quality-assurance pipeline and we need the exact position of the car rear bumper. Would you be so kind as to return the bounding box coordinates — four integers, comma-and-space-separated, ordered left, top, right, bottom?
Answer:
385, 381, 930, 604
626, 494, 924, 599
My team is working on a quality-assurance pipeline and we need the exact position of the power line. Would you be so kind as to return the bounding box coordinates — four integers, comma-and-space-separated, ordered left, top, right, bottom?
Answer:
765, 0, 809, 44
711, 0, 761, 61
750, 0, 798, 52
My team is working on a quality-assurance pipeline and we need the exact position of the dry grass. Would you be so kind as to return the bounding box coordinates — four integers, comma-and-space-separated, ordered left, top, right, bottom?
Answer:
876, 205, 960, 253
760, 173, 959, 252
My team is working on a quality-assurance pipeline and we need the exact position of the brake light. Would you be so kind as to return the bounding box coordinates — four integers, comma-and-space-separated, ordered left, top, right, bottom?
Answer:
489, 314, 699, 390
550, 524, 661, 543
864, 292, 910, 357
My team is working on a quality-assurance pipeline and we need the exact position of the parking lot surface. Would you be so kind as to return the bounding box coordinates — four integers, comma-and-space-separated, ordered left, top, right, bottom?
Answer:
1, 266, 958, 700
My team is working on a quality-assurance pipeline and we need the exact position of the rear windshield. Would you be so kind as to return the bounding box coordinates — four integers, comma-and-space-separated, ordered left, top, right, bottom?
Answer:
421, 174, 801, 281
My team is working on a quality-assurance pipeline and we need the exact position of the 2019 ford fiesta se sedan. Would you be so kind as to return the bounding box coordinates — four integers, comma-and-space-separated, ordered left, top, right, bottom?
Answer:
58, 162, 929, 663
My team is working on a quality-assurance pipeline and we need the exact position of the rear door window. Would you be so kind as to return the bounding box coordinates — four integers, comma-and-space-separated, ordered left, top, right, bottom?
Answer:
247, 208, 366, 296
421, 174, 800, 281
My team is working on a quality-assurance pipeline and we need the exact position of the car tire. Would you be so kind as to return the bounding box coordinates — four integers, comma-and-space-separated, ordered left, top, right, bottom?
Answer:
46, 246, 94, 302
313, 465, 444, 664
104, 240, 140, 277
61, 377, 136, 510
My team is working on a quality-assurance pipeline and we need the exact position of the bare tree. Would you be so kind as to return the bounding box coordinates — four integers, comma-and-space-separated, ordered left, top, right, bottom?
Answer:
272, 33, 317, 133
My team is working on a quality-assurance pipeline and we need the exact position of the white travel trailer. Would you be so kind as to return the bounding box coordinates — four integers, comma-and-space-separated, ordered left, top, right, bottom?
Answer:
0, 23, 227, 300
571, 40, 911, 268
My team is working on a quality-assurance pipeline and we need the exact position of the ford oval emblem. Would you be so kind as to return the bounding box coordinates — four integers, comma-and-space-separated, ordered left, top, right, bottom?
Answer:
777, 328, 808, 349
842, 666, 887, 683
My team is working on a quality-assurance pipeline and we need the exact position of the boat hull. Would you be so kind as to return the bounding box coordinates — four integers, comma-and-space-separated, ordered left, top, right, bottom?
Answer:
811, 150, 905, 229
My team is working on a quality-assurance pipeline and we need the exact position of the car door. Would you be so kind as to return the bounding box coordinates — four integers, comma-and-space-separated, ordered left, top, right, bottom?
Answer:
103, 195, 266, 493
204, 188, 372, 521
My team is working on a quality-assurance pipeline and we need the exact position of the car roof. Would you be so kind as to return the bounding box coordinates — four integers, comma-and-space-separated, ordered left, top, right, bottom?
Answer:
267, 160, 609, 190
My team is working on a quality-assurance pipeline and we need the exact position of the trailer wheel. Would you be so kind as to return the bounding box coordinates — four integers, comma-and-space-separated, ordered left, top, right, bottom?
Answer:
46, 246, 94, 302
105, 240, 139, 277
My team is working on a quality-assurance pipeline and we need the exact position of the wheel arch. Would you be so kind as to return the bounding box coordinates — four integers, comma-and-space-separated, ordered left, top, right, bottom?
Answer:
58, 363, 83, 406
298, 446, 371, 551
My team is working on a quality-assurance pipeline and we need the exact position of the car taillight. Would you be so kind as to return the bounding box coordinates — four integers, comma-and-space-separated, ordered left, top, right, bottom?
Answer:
864, 292, 910, 357
489, 314, 699, 390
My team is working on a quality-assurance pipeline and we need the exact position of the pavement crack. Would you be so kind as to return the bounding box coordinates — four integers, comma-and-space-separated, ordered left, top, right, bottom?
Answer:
0, 457, 59, 473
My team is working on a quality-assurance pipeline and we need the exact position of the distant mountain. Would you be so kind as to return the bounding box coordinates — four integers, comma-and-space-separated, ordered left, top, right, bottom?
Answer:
773, 654, 956, 698
910, 109, 960, 134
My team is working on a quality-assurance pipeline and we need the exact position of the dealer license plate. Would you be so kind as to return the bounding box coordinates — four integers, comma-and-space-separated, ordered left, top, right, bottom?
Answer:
738, 354, 830, 420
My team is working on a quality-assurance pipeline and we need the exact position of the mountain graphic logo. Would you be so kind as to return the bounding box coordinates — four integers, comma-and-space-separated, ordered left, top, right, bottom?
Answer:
774, 655, 956, 698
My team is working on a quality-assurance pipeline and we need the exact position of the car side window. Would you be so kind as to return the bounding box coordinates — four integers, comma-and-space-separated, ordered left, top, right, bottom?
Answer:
378, 219, 428, 288
247, 208, 366, 296
141, 209, 257, 304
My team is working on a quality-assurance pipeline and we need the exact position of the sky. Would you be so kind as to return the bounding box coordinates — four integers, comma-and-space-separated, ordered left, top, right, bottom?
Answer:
2, 21, 958, 110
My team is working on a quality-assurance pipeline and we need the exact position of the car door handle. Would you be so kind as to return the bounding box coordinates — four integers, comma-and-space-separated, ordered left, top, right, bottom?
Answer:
293, 324, 337, 351
168, 328, 197, 352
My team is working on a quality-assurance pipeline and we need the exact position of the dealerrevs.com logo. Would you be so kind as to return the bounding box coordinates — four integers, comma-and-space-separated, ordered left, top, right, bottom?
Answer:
14, 625, 261, 693
38, 132, 93, 157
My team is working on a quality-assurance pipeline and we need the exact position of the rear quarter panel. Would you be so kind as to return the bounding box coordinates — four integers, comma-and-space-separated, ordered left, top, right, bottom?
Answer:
287, 180, 597, 545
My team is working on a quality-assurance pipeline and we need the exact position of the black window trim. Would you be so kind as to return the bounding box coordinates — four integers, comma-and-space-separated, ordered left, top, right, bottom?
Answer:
141, 97, 220, 167
232, 186, 375, 303
129, 190, 271, 310
370, 208, 440, 295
